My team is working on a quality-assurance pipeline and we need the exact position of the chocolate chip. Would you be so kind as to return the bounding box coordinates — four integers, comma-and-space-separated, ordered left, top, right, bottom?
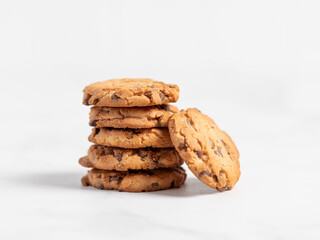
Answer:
137, 151, 148, 158
131, 129, 140, 134
104, 148, 114, 155
97, 174, 102, 178
97, 145, 104, 150
178, 141, 187, 150
159, 92, 166, 101
156, 116, 164, 124
199, 171, 211, 177
93, 99, 99, 105
103, 108, 110, 113
186, 118, 194, 127
144, 91, 152, 99
84, 98, 90, 105
199, 171, 218, 184
161, 105, 170, 111
212, 175, 218, 183
95, 128, 100, 134
151, 157, 157, 162
114, 152, 123, 162
90, 120, 97, 127
195, 150, 203, 158
149, 85, 157, 89
112, 92, 120, 100
209, 139, 215, 148
109, 176, 119, 182
217, 146, 223, 157
151, 182, 159, 188
219, 186, 230, 191
97, 183, 104, 189
170, 180, 175, 188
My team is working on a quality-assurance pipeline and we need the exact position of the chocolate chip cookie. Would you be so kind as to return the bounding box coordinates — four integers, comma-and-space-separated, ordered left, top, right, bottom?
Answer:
83, 78, 179, 107
168, 108, 240, 191
220, 131, 239, 161
81, 167, 187, 192
89, 104, 178, 129
79, 145, 183, 171
89, 128, 173, 148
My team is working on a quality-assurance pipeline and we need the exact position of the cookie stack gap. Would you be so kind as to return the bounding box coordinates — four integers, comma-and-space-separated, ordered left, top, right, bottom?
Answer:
79, 78, 186, 192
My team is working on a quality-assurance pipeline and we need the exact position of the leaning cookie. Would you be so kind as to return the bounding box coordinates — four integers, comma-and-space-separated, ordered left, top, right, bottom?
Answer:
79, 145, 183, 171
89, 104, 178, 129
202, 119, 240, 161
88, 127, 173, 148
83, 78, 179, 107
168, 108, 240, 191
81, 167, 187, 192
220, 131, 239, 161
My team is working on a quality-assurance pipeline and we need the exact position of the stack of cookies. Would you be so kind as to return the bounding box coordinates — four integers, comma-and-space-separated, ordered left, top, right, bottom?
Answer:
79, 79, 187, 192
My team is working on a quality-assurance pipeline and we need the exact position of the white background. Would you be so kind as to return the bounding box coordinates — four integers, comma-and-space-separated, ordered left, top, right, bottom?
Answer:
1, 1, 320, 239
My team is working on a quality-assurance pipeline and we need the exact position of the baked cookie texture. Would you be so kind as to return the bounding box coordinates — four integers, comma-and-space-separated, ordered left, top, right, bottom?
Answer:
83, 78, 179, 107
168, 108, 240, 191
89, 104, 178, 129
81, 167, 186, 192
88, 127, 173, 148
220, 131, 240, 161
79, 145, 183, 171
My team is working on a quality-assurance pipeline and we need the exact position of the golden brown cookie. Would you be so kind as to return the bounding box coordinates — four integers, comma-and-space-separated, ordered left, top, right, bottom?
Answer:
168, 108, 240, 191
83, 78, 179, 107
88, 127, 173, 148
89, 104, 178, 129
220, 131, 240, 161
81, 167, 186, 192
79, 145, 183, 171
202, 119, 240, 161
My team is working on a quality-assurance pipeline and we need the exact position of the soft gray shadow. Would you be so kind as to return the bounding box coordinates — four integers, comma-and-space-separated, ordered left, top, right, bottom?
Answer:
149, 177, 218, 197
15, 172, 83, 190
14, 172, 218, 197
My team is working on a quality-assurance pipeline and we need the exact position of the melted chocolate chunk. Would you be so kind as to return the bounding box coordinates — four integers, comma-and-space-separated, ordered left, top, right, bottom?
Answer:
178, 141, 187, 150
159, 92, 166, 101
137, 151, 148, 158
97, 183, 104, 189
114, 151, 123, 161
90, 120, 97, 127
103, 147, 114, 155
209, 139, 215, 149
161, 105, 170, 111
144, 91, 152, 99
199, 171, 210, 177
84, 98, 90, 105
156, 116, 164, 124
109, 176, 119, 182
112, 92, 121, 100
217, 146, 223, 157
103, 108, 110, 113
151, 182, 159, 188
93, 99, 99, 105
195, 150, 203, 158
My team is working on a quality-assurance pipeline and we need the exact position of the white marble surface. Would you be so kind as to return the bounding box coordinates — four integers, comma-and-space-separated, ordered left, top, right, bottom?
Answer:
1, 1, 320, 239
1, 89, 320, 239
